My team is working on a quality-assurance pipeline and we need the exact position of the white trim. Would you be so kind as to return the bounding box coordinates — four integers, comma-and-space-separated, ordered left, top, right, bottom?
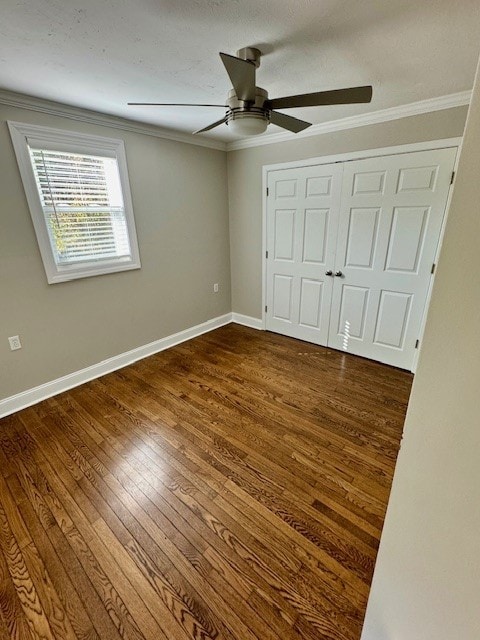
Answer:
231, 313, 263, 330
8, 120, 142, 284
262, 138, 463, 367
0, 313, 232, 419
0, 89, 226, 152
227, 91, 471, 151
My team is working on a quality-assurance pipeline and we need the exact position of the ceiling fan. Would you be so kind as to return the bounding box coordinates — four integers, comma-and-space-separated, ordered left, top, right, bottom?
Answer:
128, 47, 373, 137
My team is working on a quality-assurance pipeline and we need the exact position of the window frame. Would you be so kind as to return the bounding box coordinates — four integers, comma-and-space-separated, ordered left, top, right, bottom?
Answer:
8, 121, 141, 284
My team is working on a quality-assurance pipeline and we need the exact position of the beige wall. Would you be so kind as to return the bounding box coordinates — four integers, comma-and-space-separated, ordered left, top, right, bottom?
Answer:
361, 62, 480, 639
227, 106, 468, 318
0, 104, 230, 400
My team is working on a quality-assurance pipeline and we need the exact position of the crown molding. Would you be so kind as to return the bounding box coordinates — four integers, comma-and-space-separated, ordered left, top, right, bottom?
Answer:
0, 89, 227, 151
226, 90, 472, 151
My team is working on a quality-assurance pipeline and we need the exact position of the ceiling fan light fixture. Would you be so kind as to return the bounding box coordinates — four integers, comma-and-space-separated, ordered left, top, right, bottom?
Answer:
227, 110, 268, 136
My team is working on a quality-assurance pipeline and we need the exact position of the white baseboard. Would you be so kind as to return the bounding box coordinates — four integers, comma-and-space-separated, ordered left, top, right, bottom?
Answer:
231, 313, 264, 330
0, 313, 232, 419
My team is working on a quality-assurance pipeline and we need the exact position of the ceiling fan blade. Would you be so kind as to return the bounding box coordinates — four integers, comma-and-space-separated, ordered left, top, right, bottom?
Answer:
193, 117, 227, 134
266, 85, 373, 110
128, 102, 226, 107
269, 111, 312, 133
219, 52, 256, 102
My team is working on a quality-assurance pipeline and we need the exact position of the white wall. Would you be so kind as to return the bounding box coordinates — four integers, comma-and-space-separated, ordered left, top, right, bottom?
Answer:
0, 103, 230, 400
227, 107, 468, 318
361, 59, 480, 640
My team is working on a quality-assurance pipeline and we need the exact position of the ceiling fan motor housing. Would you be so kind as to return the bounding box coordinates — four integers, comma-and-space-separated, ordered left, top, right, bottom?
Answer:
226, 86, 268, 110
226, 87, 269, 131
226, 86, 269, 133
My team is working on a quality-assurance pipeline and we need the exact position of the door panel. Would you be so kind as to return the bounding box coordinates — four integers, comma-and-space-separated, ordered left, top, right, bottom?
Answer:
274, 209, 295, 261
385, 206, 428, 273
303, 209, 329, 263
352, 170, 386, 195
299, 278, 324, 328
306, 175, 332, 196
396, 165, 438, 192
345, 208, 380, 268
338, 285, 369, 339
373, 291, 412, 348
328, 147, 457, 368
272, 274, 294, 321
275, 178, 297, 198
266, 163, 343, 345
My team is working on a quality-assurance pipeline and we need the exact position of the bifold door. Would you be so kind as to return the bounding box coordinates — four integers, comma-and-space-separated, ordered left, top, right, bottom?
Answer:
266, 147, 457, 370
265, 163, 343, 345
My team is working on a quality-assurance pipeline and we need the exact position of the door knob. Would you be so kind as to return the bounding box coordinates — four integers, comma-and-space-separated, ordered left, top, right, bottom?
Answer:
325, 270, 333, 276
335, 270, 343, 277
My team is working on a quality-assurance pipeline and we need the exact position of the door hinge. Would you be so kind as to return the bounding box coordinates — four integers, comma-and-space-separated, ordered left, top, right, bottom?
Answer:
265, 305, 268, 313
431, 263, 436, 275
415, 339, 420, 349
266, 187, 269, 196
265, 250, 269, 259
450, 171, 455, 185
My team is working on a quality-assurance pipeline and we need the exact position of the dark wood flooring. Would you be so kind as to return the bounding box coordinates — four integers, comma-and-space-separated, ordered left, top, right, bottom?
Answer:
0, 324, 412, 640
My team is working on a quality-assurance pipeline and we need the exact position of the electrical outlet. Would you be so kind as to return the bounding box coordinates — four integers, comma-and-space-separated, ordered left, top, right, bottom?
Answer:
213, 283, 219, 293
8, 335, 22, 351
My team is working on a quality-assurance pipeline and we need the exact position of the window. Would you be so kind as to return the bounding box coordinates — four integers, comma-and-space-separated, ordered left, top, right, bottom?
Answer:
8, 121, 141, 283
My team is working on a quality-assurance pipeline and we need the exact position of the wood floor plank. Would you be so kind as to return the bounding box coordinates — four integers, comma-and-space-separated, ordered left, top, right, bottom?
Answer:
2, 420, 124, 640
21, 543, 77, 640
0, 325, 412, 640
6, 473, 100, 640
0, 498, 54, 640
0, 543, 34, 640
0, 473, 79, 640
0, 608, 10, 640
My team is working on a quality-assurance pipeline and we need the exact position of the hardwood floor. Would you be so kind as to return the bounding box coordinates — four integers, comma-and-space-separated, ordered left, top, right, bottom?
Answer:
0, 324, 413, 640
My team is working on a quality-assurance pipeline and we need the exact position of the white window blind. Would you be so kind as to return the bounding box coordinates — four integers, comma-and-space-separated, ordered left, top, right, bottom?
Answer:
28, 147, 132, 265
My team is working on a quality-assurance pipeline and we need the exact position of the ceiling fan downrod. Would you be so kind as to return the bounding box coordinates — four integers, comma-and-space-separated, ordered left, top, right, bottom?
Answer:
236, 47, 262, 68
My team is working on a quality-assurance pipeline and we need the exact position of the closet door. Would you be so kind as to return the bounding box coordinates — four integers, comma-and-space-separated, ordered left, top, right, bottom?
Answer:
328, 147, 457, 369
266, 163, 343, 345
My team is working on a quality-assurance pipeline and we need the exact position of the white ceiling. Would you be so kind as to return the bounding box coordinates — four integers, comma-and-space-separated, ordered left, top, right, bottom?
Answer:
1, 0, 480, 142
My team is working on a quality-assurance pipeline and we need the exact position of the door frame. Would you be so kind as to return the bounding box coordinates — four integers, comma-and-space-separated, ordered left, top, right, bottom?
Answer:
262, 137, 463, 371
